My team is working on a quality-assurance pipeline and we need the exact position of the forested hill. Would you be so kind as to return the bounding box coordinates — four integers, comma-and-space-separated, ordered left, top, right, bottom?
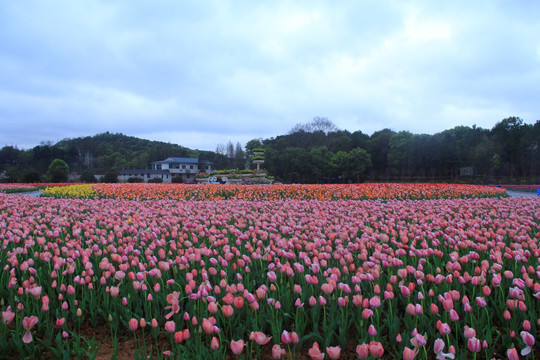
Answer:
1, 117, 539, 184
0, 132, 224, 181
254, 117, 540, 184
56, 132, 197, 170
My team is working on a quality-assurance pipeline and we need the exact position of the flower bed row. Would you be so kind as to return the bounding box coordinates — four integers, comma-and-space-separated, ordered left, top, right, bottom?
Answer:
0, 193, 538, 358
40, 183, 507, 201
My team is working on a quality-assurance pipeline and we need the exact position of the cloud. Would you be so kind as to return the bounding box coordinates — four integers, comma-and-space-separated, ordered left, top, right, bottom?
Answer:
0, 0, 539, 151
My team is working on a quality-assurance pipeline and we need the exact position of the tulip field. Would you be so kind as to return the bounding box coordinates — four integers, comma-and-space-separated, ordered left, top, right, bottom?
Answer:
0, 183, 538, 359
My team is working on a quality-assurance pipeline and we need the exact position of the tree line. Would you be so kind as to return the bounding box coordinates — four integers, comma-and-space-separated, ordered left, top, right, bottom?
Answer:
256, 116, 540, 184
1, 117, 538, 184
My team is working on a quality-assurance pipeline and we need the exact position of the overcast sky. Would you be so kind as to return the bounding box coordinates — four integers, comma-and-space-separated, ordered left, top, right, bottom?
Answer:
1, 1, 539, 151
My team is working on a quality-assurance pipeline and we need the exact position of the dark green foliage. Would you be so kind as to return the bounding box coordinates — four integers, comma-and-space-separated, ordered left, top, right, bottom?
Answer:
147, 177, 163, 183
47, 159, 69, 182
22, 169, 41, 183
1, 118, 539, 184
79, 170, 98, 183
101, 172, 118, 183
127, 177, 144, 183
171, 175, 184, 183
257, 117, 540, 184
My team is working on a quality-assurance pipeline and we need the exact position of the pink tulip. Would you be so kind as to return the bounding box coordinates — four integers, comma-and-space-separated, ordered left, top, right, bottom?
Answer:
467, 337, 481, 353
272, 344, 286, 359
449, 309, 459, 322
211, 336, 219, 350
21, 316, 38, 344
368, 324, 377, 336
520, 331, 535, 356
202, 318, 214, 334
208, 302, 218, 313
249, 331, 272, 345
2, 306, 15, 324
507, 348, 519, 360
439, 323, 451, 335
434, 338, 454, 360
369, 341, 384, 358
411, 333, 427, 348
164, 321, 175, 333
222, 305, 234, 317
22, 316, 38, 330
463, 325, 476, 339
230, 339, 245, 355
403, 347, 418, 360
281, 330, 291, 344
308, 342, 325, 360
128, 318, 138, 331
475, 297, 487, 308
290, 331, 299, 344
326, 346, 341, 359
174, 331, 184, 343
356, 343, 370, 359
362, 308, 373, 319
267, 271, 277, 282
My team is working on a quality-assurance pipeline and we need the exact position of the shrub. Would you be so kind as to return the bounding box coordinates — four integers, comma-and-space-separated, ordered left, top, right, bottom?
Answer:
22, 169, 41, 183
101, 172, 118, 183
127, 177, 144, 183
79, 170, 97, 183
147, 177, 163, 183
171, 176, 184, 183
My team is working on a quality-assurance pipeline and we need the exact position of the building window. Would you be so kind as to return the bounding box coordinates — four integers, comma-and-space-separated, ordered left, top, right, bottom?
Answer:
190, 165, 193, 169
182, 165, 186, 169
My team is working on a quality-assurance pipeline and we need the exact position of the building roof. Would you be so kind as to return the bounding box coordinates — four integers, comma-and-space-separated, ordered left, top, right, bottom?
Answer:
151, 157, 212, 165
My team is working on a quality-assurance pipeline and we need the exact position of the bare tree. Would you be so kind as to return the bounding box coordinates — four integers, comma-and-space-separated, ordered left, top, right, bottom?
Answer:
215, 143, 226, 155
288, 117, 339, 135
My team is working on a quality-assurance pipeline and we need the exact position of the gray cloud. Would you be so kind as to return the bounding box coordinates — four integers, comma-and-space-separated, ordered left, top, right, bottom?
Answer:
1, 0, 539, 150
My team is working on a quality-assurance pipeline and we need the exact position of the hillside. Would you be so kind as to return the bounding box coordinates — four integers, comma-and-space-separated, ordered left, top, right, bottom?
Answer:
0, 132, 226, 181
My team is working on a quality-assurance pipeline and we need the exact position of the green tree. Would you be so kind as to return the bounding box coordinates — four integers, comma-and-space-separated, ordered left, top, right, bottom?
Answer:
79, 170, 97, 183
234, 142, 246, 169
310, 146, 332, 183
22, 169, 41, 183
347, 148, 372, 182
388, 131, 413, 177
369, 129, 395, 180
101, 172, 118, 183
47, 159, 69, 182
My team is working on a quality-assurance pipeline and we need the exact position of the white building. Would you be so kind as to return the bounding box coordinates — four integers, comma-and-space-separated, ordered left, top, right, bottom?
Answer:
119, 157, 213, 183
